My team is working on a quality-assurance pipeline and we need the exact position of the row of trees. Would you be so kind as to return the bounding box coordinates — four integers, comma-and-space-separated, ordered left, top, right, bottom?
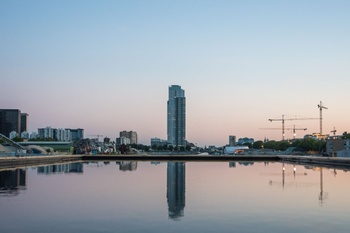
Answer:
150, 144, 192, 152
129, 143, 150, 152
251, 138, 326, 152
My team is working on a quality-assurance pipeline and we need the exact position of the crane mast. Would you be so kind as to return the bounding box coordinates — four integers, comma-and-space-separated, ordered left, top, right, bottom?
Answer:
268, 115, 318, 140
318, 101, 328, 135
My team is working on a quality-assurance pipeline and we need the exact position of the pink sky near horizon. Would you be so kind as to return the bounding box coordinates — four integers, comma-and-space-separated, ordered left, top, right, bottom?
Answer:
1, 1, 350, 146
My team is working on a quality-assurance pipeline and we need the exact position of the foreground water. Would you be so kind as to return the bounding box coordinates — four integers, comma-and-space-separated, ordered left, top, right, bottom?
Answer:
1, 161, 350, 233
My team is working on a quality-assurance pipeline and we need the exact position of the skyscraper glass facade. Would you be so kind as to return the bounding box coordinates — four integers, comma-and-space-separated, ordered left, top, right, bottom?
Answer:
0, 109, 21, 137
167, 85, 186, 146
21, 113, 28, 133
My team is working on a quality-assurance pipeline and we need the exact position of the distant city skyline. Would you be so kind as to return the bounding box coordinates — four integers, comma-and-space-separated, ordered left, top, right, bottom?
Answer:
1, 1, 350, 146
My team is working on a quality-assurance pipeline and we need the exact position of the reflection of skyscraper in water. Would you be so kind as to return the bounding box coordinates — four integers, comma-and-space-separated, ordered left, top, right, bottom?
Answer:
0, 169, 26, 196
37, 163, 83, 174
167, 162, 185, 219
229, 162, 236, 168
118, 161, 138, 171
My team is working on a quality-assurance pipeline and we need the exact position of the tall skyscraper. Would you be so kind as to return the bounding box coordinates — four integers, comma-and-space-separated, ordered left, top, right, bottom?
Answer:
21, 113, 28, 133
229, 135, 236, 146
0, 109, 21, 137
167, 85, 186, 146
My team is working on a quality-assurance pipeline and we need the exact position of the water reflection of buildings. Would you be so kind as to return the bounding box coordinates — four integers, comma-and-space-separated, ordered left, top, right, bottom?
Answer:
37, 163, 83, 175
268, 164, 305, 189
117, 161, 138, 171
229, 161, 255, 168
268, 164, 330, 206
0, 169, 27, 196
167, 162, 186, 220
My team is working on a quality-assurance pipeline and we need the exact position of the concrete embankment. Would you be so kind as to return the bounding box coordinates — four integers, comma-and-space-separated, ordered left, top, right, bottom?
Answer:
81, 154, 280, 162
1, 154, 350, 170
279, 155, 350, 169
0, 155, 82, 170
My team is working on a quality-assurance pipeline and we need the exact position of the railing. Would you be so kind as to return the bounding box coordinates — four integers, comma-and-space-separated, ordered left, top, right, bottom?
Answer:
0, 133, 27, 151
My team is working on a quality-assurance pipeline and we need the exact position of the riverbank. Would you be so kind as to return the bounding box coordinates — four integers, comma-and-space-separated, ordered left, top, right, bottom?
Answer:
0, 155, 81, 170
1, 154, 350, 170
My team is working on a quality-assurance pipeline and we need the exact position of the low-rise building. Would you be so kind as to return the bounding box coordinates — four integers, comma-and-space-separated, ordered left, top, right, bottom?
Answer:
21, 131, 29, 139
151, 137, 168, 147
9, 130, 19, 139
326, 136, 350, 157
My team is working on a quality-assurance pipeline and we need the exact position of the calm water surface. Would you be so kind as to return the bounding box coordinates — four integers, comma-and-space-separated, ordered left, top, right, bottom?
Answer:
1, 161, 350, 233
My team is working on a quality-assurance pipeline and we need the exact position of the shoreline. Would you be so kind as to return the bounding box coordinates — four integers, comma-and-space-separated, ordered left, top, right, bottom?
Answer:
1, 154, 350, 171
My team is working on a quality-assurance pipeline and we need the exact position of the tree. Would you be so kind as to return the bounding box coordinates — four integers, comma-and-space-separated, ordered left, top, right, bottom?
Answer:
253, 140, 264, 149
185, 145, 191, 151
243, 142, 252, 149
276, 141, 290, 151
264, 140, 278, 150
12, 136, 23, 142
163, 144, 168, 151
143, 146, 150, 152
291, 138, 326, 152
342, 132, 350, 139
168, 145, 174, 151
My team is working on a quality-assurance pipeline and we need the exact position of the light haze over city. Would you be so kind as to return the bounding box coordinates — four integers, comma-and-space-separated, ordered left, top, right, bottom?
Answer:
1, 0, 350, 146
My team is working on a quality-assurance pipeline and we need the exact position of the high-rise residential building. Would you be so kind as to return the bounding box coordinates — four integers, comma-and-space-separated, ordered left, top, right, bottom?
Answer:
38, 127, 54, 139
21, 113, 28, 133
56, 128, 72, 142
37, 127, 81, 141
116, 136, 131, 146
67, 128, 84, 141
119, 131, 138, 144
229, 135, 236, 146
0, 109, 21, 137
167, 85, 186, 146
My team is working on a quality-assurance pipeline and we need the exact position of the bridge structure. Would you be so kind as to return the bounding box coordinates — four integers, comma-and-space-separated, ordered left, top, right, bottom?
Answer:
0, 133, 28, 153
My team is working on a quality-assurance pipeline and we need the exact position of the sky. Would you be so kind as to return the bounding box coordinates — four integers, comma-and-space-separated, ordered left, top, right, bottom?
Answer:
1, 0, 350, 146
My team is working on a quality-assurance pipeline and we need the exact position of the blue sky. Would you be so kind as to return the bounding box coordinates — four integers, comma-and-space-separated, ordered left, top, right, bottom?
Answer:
1, 0, 350, 146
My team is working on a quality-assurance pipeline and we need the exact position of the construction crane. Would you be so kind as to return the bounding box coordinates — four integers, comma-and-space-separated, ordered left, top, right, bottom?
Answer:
260, 125, 307, 139
268, 115, 318, 140
318, 101, 328, 135
330, 127, 336, 136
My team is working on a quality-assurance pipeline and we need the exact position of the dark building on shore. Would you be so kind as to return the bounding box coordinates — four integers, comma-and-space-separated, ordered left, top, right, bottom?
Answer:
21, 113, 28, 133
0, 109, 22, 137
